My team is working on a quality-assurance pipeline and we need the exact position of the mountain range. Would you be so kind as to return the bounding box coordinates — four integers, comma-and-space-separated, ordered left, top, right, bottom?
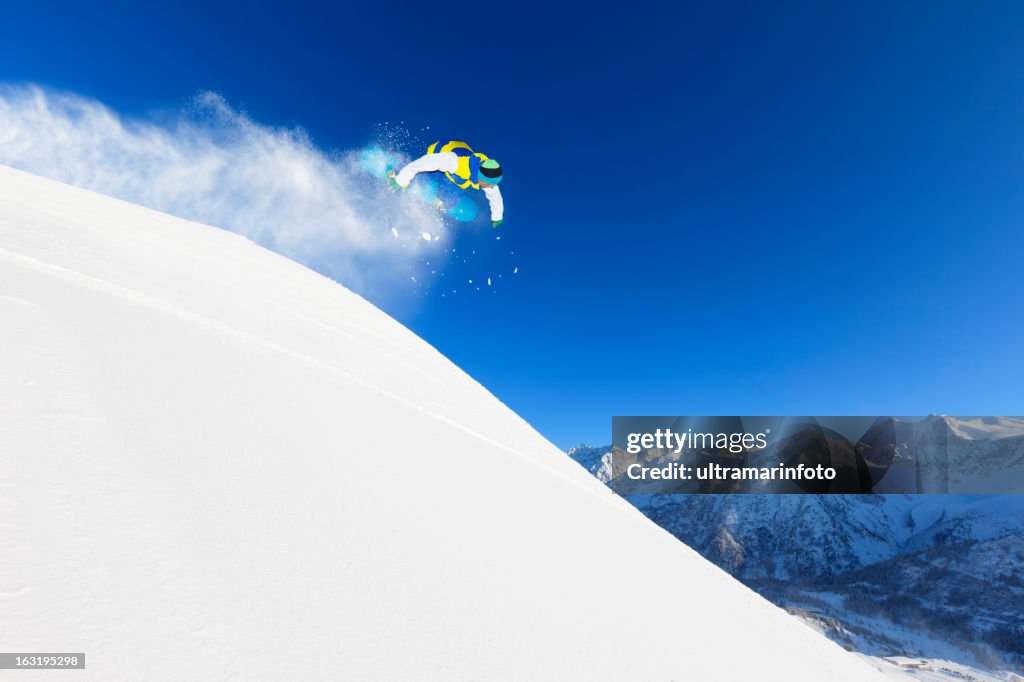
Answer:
570, 417, 1024, 674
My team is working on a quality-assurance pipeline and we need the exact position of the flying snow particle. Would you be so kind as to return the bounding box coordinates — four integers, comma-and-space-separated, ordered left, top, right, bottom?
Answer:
391, 227, 398, 238
487, 277, 492, 286
421, 232, 432, 241
513, 267, 519, 274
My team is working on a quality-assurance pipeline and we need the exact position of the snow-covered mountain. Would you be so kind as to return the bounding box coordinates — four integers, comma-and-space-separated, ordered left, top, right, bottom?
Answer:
568, 444, 1024, 673
861, 415, 1024, 493
942, 416, 1024, 440
633, 493, 1024, 580
0, 164, 885, 681
565, 443, 613, 482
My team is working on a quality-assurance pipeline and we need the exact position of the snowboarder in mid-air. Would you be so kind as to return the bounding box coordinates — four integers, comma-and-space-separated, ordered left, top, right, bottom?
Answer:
388, 140, 504, 227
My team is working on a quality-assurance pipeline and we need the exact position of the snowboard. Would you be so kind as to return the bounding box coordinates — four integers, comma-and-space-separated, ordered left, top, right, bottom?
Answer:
359, 146, 479, 223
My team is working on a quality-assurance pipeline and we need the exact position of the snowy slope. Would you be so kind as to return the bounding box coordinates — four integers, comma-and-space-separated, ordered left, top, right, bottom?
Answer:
0, 164, 883, 681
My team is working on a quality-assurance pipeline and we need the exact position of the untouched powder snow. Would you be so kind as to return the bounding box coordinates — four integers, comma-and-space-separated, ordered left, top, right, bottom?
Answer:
0, 164, 883, 680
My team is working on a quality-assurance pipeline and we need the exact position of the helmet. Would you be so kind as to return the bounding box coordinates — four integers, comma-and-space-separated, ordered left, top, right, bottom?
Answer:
479, 158, 503, 184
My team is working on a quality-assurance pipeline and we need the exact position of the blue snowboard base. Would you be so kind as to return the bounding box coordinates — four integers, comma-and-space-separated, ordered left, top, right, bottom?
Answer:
359, 147, 479, 223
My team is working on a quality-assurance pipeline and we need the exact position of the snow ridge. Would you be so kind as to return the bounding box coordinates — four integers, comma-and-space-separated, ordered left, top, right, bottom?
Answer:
0, 165, 883, 681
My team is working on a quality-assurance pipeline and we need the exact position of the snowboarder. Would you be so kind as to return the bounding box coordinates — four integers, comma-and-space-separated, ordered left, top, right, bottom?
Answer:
388, 140, 504, 227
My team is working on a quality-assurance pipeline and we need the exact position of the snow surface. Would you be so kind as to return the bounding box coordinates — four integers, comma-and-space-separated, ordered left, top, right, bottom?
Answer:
864, 655, 1022, 681
942, 416, 1024, 441
0, 164, 884, 680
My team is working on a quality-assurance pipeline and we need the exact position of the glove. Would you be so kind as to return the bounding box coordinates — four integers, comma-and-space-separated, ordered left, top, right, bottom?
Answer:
386, 170, 402, 193
492, 219, 503, 228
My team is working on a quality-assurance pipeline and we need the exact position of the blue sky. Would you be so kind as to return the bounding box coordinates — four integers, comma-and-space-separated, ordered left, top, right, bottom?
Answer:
3, 2, 1024, 448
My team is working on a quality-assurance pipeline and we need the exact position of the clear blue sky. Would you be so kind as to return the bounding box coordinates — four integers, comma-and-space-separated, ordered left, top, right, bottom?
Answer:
3, 1, 1023, 448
